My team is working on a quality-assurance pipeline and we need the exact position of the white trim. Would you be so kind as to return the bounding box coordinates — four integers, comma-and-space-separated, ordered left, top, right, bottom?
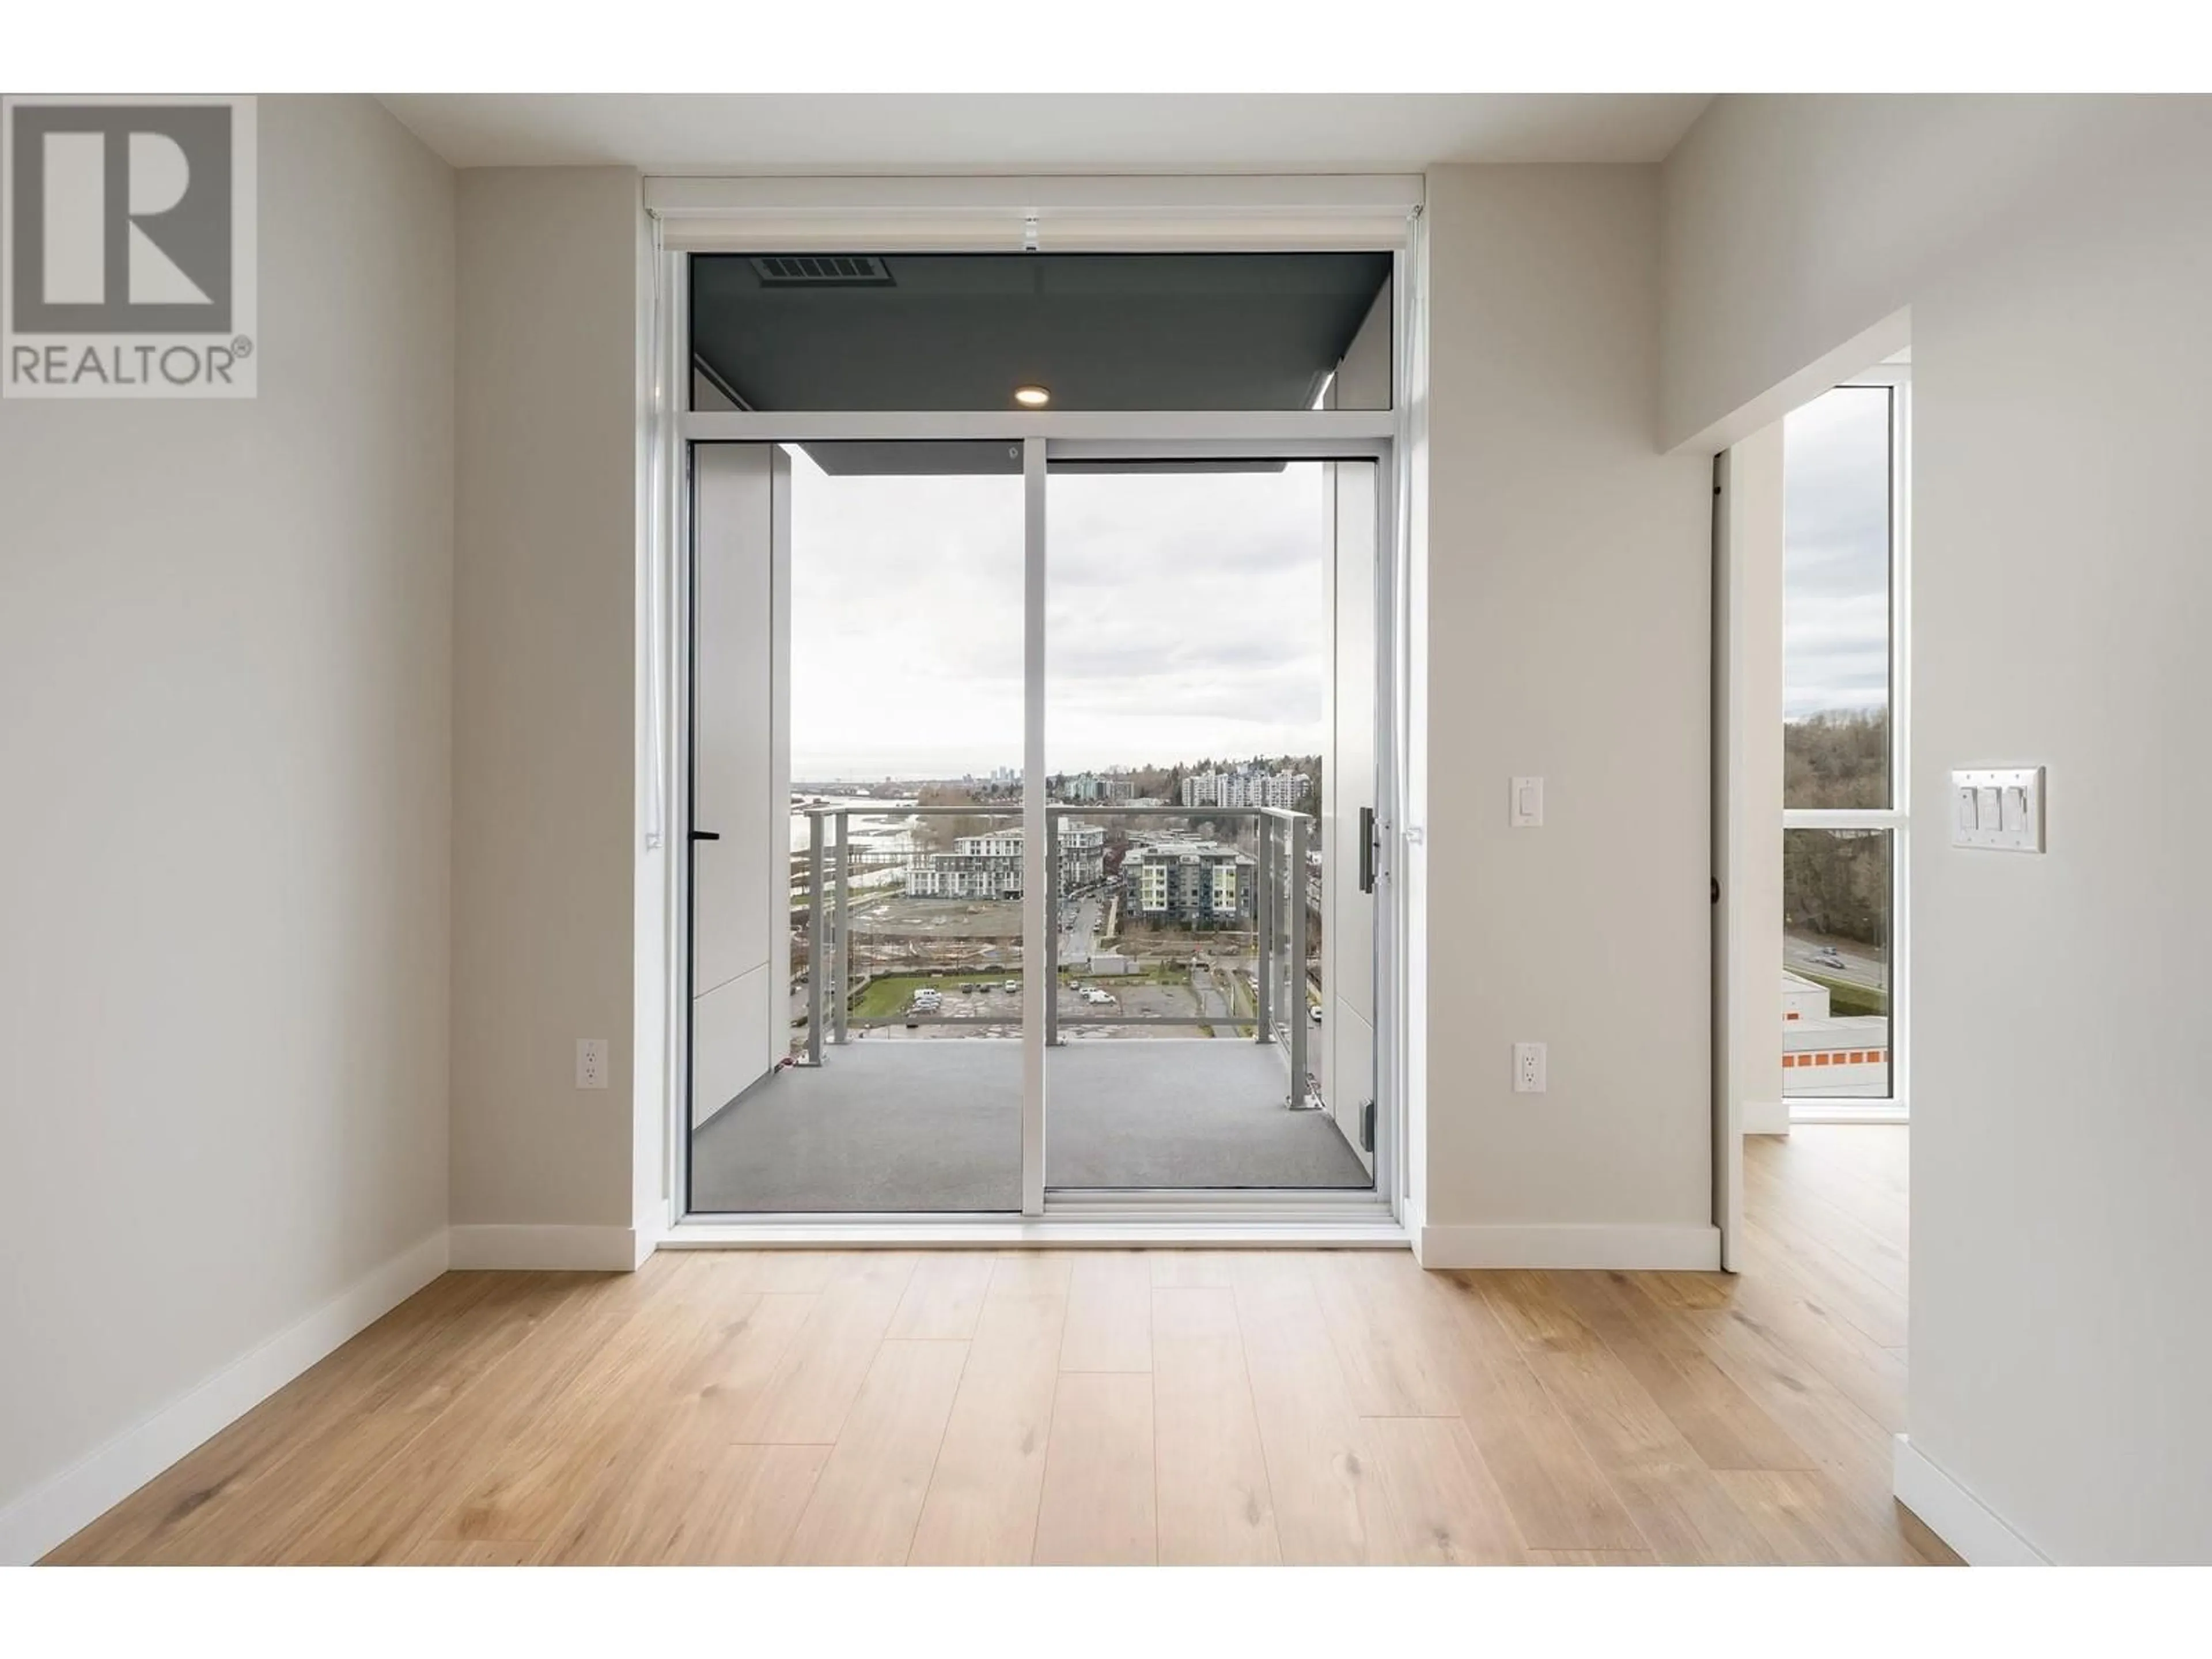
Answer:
447, 1224, 649, 1272
1047, 435, 1389, 463
1714, 431, 1783, 1265
0, 1228, 449, 1566
664, 1220, 1408, 1249
658, 245, 691, 1231
646, 174, 1423, 253
681, 409, 1396, 445
1788, 1102, 1909, 1124
658, 205, 1417, 1231
1020, 434, 1047, 1218
1411, 1223, 1722, 1271
1892, 1434, 2051, 1566
1742, 1097, 1791, 1135
647, 174, 1426, 218
1782, 807, 1907, 831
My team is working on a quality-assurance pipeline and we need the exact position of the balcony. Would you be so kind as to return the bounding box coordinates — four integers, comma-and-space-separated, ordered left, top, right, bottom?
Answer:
689, 802, 1362, 1213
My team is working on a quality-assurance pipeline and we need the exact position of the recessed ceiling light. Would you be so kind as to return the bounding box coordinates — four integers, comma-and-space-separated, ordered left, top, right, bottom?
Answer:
1013, 384, 1051, 408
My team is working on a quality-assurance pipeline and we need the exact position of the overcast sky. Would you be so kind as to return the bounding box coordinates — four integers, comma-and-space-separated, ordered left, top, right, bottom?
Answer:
1783, 385, 1892, 722
783, 396, 1884, 779
789, 452, 1330, 779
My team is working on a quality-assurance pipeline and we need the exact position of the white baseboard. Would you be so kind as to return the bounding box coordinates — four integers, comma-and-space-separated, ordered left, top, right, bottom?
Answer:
0, 1227, 449, 1566
1892, 1434, 2050, 1566
448, 1224, 645, 1271
1743, 1097, 1790, 1135
1412, 1222, 1722, 1271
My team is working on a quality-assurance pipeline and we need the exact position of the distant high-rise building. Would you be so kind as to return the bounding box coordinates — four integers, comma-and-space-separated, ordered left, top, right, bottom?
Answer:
1179, 767, 1309, 810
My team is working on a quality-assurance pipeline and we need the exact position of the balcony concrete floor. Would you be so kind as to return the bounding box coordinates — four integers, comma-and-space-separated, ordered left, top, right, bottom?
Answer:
690, 1037, 1368, 1212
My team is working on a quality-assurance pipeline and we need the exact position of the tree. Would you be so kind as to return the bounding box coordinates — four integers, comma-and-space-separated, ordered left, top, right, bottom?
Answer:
1783, 710, 1888, 809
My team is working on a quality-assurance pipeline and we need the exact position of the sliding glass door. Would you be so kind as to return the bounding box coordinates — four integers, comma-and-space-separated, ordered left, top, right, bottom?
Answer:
671, 243, 1405, 1218
1039, 460, 1375, 1191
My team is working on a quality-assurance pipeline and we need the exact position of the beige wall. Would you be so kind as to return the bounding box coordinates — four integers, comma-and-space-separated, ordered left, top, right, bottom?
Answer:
1664, 94, 2212, 1563
451, 167, 646, 1244
1660, 96, 2197, 449
1417, 166, 1715, 1262
0, 96, 454, 1550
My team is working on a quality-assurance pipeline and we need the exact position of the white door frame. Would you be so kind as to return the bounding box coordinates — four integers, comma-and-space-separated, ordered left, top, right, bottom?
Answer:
645, 189, 1421, 1237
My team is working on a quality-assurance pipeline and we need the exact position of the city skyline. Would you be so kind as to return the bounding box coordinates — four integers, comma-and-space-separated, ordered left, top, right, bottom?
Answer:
794, 752, 1319, 789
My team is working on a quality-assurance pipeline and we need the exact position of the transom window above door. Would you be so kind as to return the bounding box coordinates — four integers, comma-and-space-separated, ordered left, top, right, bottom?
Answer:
688, 251, 1393, 413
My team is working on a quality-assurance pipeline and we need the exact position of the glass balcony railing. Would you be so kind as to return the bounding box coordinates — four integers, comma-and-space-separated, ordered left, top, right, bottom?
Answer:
790, 801, 1316, 1108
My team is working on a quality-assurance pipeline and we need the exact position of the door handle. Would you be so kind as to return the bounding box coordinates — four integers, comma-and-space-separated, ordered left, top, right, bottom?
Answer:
690, 830, 722, 842
1358, 806, 1378, 894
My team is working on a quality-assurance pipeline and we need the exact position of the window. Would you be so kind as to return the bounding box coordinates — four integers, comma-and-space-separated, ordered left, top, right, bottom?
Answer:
1781, 373, 1908, 1112
690, 252, 1392, 412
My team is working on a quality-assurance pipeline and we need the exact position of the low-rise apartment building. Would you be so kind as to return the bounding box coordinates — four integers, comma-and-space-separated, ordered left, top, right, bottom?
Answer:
1123, 840, 1256, 925
1178, 767, 1312, 810
906, 821, 1105, 899
1060, 772, 1137, 804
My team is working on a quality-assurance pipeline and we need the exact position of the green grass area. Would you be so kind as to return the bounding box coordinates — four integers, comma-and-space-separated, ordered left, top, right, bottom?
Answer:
1067, 961, 1189, 988
849, 972, 1024, 1020
1796, 969, 1888, 1019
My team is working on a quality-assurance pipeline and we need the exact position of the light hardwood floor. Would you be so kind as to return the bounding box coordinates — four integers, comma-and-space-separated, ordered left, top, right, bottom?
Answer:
45, 1127, 1954, 1566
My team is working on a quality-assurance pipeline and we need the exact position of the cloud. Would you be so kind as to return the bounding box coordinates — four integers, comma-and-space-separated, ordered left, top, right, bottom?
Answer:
1783, 387, 1892, 720
785, 451, 1339, 778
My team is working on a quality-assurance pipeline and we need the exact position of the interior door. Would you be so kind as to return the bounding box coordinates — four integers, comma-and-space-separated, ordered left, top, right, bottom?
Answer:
1323, 459, 1379, 1173
690, 443, 789, 1130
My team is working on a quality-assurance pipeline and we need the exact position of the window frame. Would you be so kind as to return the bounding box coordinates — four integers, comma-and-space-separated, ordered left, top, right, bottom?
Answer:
1783, 366, 1911, 1122
646, 189, 1423, 1238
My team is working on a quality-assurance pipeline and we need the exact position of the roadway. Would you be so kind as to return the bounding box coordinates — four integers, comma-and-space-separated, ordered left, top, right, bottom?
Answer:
1783, 930, 1888, 993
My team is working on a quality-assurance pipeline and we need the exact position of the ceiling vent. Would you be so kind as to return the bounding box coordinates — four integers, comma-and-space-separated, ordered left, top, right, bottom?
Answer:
749, 254, 895, 287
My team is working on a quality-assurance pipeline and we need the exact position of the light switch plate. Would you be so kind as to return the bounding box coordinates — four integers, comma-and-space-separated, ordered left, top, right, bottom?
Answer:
1510, 776, 1544, 828
1952, 767, 2044, 853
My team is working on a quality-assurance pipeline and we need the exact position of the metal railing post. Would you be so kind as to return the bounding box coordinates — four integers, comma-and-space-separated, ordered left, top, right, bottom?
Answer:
1255, 816, 1274, 1043
806, 810, 825, 1065
1043, 813, 1060, 1046
833, 809, 851, 1044
1288, 812, 1309, 1107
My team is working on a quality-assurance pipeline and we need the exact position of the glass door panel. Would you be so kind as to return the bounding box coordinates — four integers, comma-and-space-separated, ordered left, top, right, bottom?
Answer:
1040, 460, 1375, 1190
688, 441, 1027, 1212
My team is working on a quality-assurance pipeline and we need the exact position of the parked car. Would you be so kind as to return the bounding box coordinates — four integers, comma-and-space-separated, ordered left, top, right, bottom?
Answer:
1002, 979, 1019, 992
1310, 1005, 1323, 1024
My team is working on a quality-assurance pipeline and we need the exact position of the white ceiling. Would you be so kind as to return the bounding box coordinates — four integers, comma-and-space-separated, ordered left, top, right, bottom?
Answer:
378, 94, 1713, 173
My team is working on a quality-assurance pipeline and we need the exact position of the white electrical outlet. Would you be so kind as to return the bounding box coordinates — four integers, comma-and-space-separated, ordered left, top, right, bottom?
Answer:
1514, 1041, 1547, 1093
576, 1038, 608, 1090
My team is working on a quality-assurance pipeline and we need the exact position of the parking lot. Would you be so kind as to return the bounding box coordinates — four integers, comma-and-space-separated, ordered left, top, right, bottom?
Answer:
838, 966, 1258, 1039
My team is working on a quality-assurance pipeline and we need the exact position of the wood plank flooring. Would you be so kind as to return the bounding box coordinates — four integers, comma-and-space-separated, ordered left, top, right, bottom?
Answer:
44, 1127, 1955, 1566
